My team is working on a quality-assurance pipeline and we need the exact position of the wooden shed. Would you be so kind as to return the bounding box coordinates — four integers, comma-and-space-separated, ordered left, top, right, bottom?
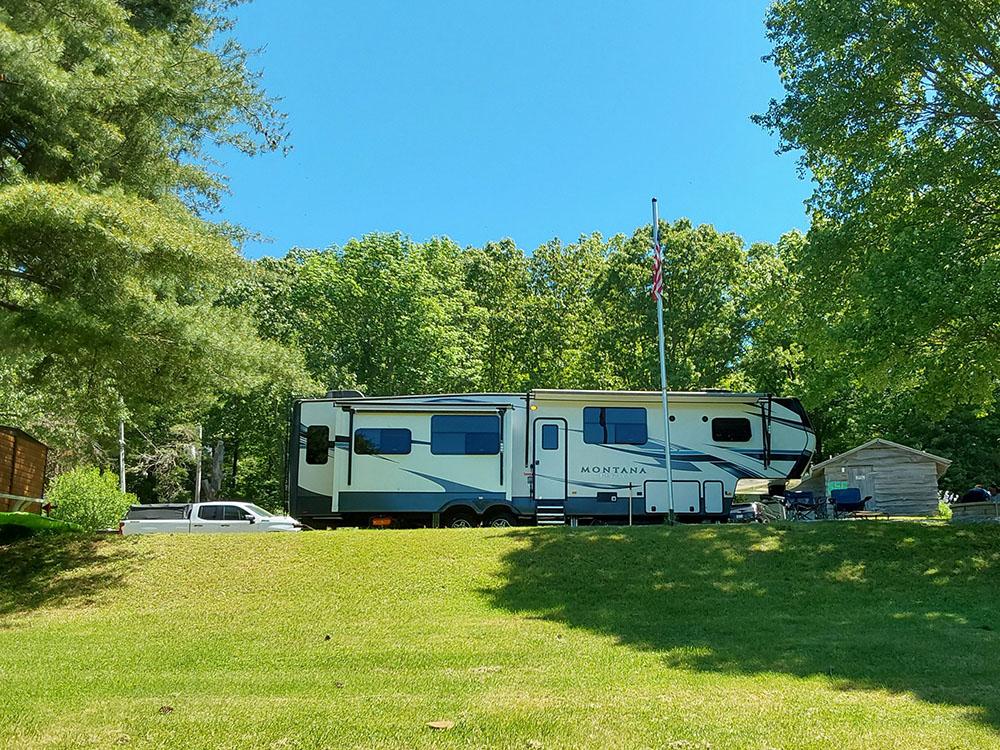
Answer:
0, 426, 49, 513
796, 438, 951, 517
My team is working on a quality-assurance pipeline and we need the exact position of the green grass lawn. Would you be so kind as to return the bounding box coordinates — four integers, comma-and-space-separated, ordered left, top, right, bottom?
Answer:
1, 522, 998, 749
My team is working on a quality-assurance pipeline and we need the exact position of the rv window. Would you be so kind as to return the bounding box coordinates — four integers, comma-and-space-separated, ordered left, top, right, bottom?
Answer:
354, 428, 412, 455
541, 424, 559, 450
305, 425, 330, 464
712, 417, 752, 442
583, 407, 647, 445
431, 415, 500, 455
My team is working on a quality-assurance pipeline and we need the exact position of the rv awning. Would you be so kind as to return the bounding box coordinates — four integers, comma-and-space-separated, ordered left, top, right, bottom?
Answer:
531, 389, 762, 404
343, 402, 512, 413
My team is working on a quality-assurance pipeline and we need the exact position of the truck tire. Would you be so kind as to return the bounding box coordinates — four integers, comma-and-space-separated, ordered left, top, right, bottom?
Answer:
443, 509, 478, 528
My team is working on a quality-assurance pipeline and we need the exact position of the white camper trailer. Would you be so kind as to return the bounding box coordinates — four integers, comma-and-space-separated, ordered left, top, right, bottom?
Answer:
287, 389, 815, 528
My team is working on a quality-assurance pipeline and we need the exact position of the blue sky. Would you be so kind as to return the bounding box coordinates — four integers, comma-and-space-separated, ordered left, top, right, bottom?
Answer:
217, 1, 812, 258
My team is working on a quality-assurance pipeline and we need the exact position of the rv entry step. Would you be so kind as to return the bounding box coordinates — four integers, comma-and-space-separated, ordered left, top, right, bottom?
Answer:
536, 501, 566, 526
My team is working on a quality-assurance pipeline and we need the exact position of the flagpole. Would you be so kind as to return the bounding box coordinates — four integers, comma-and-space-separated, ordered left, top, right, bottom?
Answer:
652, 198, 675, 524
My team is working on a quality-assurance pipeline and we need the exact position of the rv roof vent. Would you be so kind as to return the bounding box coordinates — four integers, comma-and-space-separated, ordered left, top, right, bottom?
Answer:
325, 389, 365, 399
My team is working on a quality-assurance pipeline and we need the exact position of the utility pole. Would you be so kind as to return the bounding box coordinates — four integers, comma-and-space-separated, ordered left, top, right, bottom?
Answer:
118, 419, 126, 493
193, 424, 203, 504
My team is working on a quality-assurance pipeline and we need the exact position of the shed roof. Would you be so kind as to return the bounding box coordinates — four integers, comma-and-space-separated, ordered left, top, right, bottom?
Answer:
0, 425, 47, 448
809, 438, 952, 477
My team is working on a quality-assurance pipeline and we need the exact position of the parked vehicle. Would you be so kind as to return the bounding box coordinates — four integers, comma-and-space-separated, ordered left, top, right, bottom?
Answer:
288, 388, 816, 529
729, 501, 767, 523
119, 501, 303, 535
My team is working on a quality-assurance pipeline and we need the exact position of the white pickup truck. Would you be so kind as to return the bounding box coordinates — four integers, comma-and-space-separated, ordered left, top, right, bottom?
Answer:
119, 501, 304, 535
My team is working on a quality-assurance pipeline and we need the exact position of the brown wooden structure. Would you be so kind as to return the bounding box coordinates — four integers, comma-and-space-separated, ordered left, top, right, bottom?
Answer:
0, 426, 49, 513
796, 438, 951, 517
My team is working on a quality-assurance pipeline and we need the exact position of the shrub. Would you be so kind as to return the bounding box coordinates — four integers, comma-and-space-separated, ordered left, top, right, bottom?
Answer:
47, 468, 136, 532
937, 501, 953, 520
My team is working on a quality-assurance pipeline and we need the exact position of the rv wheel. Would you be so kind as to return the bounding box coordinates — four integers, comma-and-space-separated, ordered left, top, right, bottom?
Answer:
484, 509, 517, 528
443, 509, 478, 528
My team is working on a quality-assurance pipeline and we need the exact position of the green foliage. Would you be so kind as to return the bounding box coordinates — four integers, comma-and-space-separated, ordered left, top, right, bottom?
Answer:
0, 0, 295, 465
757, 0, 1000, 410
753, 0, 1000, 487
47, 467, 136, 532
593, 220, 748, 390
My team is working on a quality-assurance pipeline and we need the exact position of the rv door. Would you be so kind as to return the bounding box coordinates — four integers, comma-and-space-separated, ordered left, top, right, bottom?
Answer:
533, 419, 566, 501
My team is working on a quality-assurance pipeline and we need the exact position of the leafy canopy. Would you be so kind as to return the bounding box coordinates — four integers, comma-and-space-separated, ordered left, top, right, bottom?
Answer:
0, 0, 294, 456
756, 0, 1000, 408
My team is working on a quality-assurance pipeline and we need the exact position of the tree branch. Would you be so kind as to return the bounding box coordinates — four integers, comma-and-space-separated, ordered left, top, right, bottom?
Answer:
0, 268, 55, 289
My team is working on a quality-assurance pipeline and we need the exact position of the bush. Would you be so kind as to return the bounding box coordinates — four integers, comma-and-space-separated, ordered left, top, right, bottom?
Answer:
47, 468, 136, 532
937, 501, 953, 520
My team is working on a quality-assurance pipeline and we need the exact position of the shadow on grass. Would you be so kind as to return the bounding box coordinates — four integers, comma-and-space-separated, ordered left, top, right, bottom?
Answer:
488, 522, 1000, 731
0, 535, 136, 625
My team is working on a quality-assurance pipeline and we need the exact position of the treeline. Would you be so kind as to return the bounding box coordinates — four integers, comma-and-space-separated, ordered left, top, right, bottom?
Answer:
1, 0, 997, 506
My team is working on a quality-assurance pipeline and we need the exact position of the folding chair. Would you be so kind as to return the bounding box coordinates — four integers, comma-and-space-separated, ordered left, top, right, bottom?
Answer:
782, 490, 822, 521
829, 488, 873, 519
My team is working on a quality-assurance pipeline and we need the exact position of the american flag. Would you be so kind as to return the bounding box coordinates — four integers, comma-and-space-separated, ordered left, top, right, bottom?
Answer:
651, 240, 663, 302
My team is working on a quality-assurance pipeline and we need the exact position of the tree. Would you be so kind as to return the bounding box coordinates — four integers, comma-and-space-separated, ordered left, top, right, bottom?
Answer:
240, 234, 486, 397
756, 0, 1000, 410
731, 232, 807, 396
593, 220, 748, 391
462, 239, 533, 392
0, 0, 289, 458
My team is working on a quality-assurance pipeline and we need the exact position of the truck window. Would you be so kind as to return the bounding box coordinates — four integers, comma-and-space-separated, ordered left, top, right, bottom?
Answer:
430, 415, 500, 455
222, 505, 248, 521
354, 428, 412, 455
712, 417, 752, 442
305, 425, 330, 464
197, 505, 222, 520
583, 407, 647, 445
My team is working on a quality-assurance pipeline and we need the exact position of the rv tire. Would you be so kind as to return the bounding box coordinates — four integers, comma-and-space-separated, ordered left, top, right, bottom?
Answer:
484, 509, 517, 528
443, 509, 479, 528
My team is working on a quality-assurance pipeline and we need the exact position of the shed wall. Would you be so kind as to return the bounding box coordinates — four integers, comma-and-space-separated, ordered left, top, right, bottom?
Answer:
0, 429, 48, 503
797, 444, 943, 516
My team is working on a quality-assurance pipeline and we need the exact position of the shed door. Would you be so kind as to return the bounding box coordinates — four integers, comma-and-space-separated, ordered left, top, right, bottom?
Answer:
847, 465, 874, 499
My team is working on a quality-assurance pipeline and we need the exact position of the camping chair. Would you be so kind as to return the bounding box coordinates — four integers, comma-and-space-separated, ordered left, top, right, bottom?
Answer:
829, 488, 873, 519
782, 490, 823, 521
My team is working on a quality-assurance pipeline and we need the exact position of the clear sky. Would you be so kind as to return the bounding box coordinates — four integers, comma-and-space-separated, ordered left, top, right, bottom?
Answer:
217, 1, 812, 258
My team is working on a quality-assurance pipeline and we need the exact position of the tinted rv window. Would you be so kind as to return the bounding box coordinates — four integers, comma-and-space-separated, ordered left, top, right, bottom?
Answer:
541, 424, 559, 450
712, 417, 752, 442
583, 407, 647, 445
354, 428, 412, 455
431, 415, 500, 455
305, 425, 330, 464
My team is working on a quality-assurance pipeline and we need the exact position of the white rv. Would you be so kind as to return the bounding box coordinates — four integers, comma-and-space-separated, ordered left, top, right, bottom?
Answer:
287, 389, 815, 528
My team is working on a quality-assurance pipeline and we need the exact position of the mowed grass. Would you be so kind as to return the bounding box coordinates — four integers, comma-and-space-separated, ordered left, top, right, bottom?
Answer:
1, 523, 999, 750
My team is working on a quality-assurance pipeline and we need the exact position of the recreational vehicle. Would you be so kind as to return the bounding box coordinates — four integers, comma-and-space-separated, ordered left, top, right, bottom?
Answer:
287, 389, 815, 528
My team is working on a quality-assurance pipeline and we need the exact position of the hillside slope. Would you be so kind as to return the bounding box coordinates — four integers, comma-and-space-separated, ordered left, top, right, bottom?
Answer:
1, 523, 998, 749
